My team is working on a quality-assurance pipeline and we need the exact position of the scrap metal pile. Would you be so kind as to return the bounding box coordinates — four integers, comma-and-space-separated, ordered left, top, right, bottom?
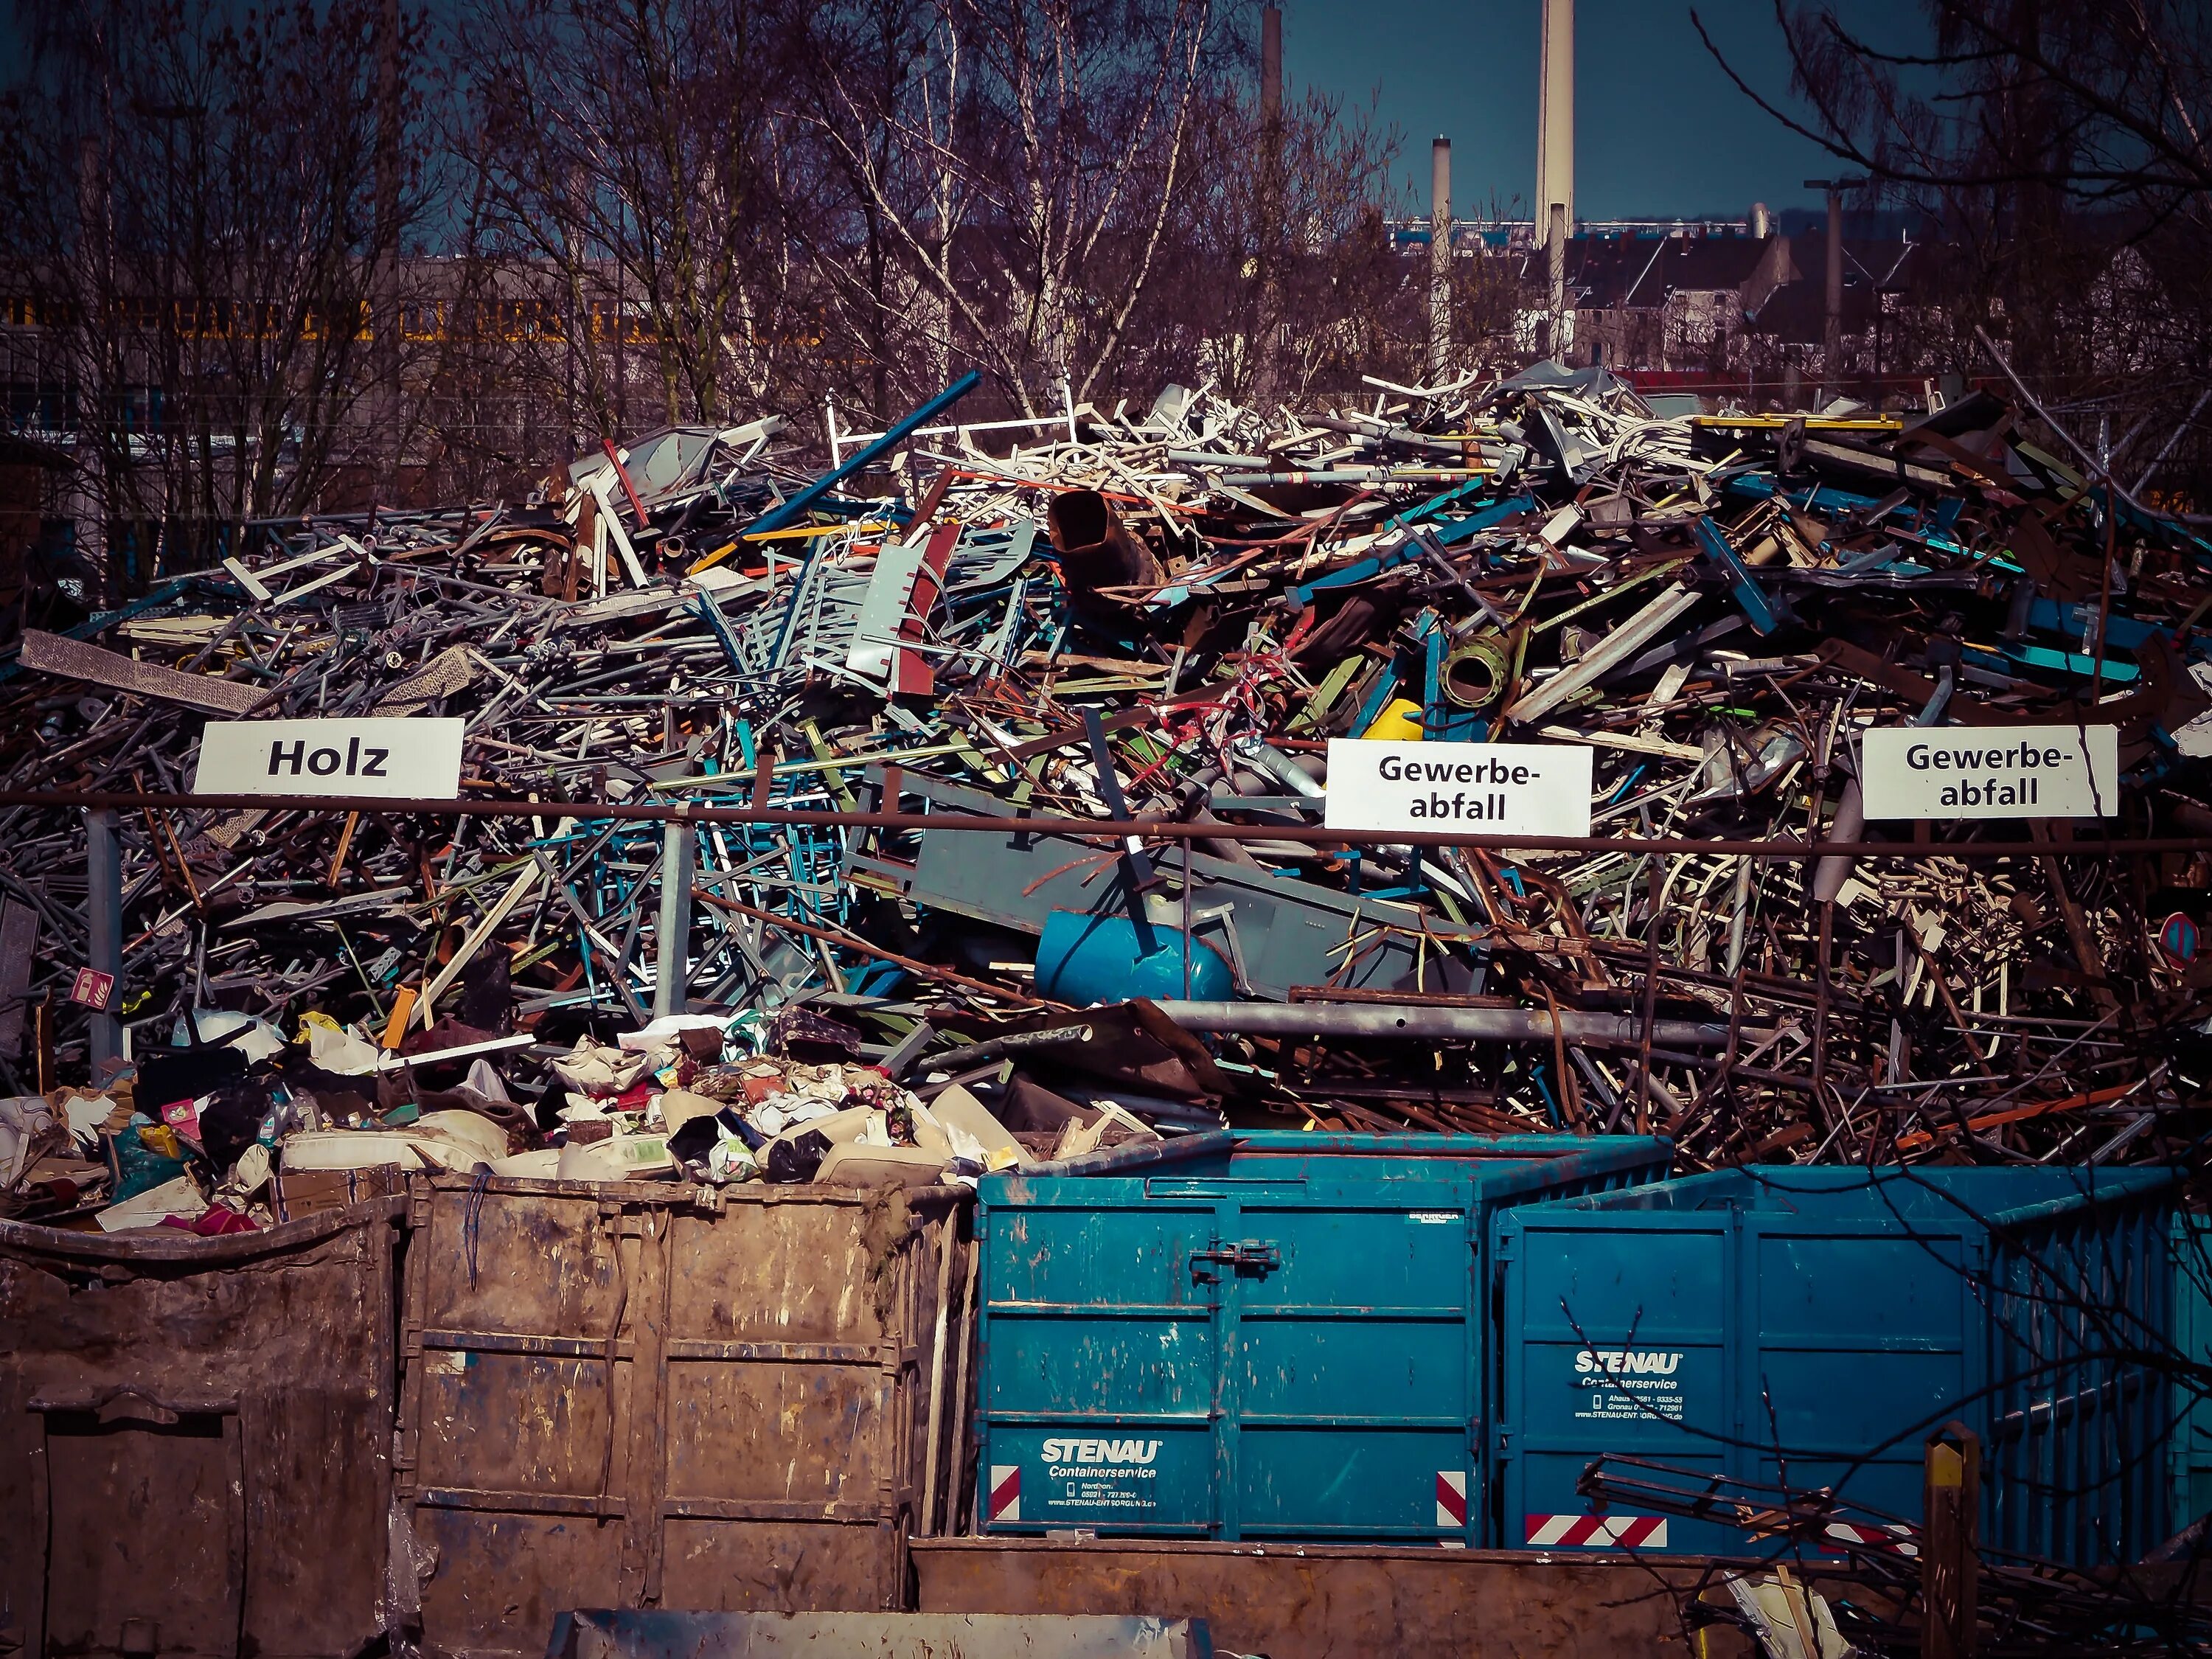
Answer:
5, 363, 2212, 1223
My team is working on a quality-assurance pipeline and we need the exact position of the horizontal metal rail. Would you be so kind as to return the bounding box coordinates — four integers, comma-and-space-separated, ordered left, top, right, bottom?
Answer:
0, 788, 2203, 861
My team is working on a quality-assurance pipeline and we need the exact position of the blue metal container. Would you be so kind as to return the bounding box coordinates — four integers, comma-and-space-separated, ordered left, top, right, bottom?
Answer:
2173, 1213, 2212, 1531
1496, 1166, 2177, 1565
974, 1131, 1672, 1544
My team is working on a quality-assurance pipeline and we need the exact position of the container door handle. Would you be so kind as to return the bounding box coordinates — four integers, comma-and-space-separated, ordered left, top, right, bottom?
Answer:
1189, 1239, 1281, 1284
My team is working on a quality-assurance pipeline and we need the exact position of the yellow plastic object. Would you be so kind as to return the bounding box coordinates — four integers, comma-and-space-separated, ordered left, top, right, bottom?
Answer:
1361, 697, 1425, 741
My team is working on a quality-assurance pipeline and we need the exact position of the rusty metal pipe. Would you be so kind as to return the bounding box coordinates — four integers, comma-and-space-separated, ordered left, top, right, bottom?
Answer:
1146, 1000, 1738, 1048
1, 790, 2206, 861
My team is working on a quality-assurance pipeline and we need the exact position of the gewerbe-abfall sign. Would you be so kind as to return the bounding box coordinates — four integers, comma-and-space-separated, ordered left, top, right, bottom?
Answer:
1324, 740, 1593, 837
1860, 723, 2118, 820
191, 718, 464, 799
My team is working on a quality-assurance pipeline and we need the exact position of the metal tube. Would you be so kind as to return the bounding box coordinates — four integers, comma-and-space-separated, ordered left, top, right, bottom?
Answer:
84, 807, 122, 1071
5, 790, 2208, 862
749, 370, 979, 542
652, 818, 694, 1018
757, 372, 981, 667
1430, 137, 1452, 382
1146, 999, 1737, 1048
1825, 186, 1843, 397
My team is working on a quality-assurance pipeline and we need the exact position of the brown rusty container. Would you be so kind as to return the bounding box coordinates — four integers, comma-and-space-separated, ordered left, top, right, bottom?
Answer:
0, 1201, 405, 1659
912, 1537, 1753, 1658
397, 1175, 972, 1658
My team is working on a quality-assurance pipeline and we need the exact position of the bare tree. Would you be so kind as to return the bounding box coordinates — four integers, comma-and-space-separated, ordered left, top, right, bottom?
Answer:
1696, 1, 2212, 497
0, 0, 425, 582
1141, 79, 1423, 406
799, 0, 1236, 416
456, 0, 798, 434
1697, 2, 2212, 215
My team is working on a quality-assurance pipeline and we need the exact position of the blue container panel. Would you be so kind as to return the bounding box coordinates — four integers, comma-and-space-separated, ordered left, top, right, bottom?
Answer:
1238, 1426, 1470, 1534
1239, 1315, 1464, 1420
2175, 1216, 2212, 1528
1231, 1199, 1472, 1310
1751, 1229, 1971, 1458
988, 1203, 1217, 1308
977, 1133, 1674, 1544
1506, 1220, 1729, 1550
1986, 1199, 2172, 1565
1496, 1166, 2177, 1566
982, 1310, 1215, 1420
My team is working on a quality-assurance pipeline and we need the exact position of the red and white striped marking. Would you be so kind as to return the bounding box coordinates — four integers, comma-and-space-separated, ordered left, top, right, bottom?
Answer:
1525, 1512, 1669, 1548
1820, 1520, 1917, 1557
987, 1464, 1020, 1524
1436, 1470, 1469, 1530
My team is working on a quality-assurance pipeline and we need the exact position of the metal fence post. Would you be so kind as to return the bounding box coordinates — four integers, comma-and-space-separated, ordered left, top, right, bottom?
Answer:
1924, 1422, 1981, 1659
653, 818, 694, 1020
84, 806, 122, 1071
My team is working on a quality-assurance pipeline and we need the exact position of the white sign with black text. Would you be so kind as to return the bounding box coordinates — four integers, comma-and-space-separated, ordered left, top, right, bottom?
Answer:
191, 718, 465, 799
1324, 740, 1593, 837
1860, 723, 2118, 819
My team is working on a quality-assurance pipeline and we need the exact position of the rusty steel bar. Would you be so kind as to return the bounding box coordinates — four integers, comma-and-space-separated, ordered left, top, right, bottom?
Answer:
0, 790, 2205, 860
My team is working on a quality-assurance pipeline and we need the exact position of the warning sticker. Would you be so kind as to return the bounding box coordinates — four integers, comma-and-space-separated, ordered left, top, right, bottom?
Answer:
1571, 1348, 1686, 1423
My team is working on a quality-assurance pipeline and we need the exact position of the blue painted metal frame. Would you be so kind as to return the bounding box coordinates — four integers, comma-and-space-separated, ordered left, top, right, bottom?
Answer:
975, 1132, 1671, 1545
1495, 1165, 2177, 1565
2173, 1212, 2212, 1532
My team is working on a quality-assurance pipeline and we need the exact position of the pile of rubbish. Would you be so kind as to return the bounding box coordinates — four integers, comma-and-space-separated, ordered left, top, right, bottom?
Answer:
5, 362, 2212, 1228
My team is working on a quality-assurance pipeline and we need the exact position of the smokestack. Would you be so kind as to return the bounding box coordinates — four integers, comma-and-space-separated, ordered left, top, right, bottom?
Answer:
1429, 138, 1452, 381
1750, 201, 1771, 239
1805, 175, 1865, 401
1824, 187, 1844, 397
1535, 0, 1573, 248
1261, 5, 1281, 124
1548, 203, 1568, 364
375, 0, 403, 504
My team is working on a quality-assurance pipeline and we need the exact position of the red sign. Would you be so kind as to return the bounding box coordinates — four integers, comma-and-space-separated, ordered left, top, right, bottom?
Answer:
67, 968, 116, 1010
161, 1096, 204, 1144
2160, 913, 2200, 965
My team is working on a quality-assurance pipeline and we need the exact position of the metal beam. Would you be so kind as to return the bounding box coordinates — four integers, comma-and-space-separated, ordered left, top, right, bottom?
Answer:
0, 788, 2191, 861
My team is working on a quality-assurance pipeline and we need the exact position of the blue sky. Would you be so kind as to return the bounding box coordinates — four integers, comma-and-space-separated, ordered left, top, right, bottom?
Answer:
1280, 0, 1928, 220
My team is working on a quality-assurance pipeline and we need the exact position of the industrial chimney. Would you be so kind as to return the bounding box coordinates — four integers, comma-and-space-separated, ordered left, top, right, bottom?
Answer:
1536, 0, 1573, 248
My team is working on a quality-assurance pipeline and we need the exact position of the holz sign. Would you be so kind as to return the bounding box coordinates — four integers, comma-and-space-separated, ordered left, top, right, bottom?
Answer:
191, 718, 464, 799
1860, 723, 2118, 820
1324, 740, 1593, 837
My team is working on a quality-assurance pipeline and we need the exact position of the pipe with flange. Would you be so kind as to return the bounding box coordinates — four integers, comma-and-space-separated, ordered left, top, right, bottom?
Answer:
1147, 999, 1742, 1048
